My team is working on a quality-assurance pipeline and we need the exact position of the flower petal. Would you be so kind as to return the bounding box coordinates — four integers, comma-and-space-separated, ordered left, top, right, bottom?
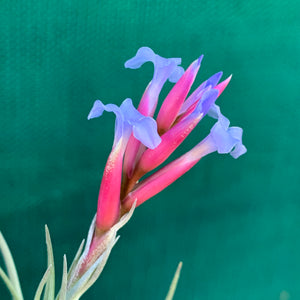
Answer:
120, 99, 161, 149
204, 71, 223, 88
227, 127, 247, 158
214, 75, 232, 96
178, 72, 224, 116
125, 47, 184, 84
156, 56, 203, 134
126, 47, 184, 118
122, 107, 246, 210
207, 104, 230, 128
210, 121, 239, 154
206, 106, 246, 158
123, 48, 182, 178
135, 89, 219, 176
88, 99, 161, 149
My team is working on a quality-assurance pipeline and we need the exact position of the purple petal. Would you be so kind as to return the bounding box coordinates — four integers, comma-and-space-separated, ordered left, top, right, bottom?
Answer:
204, 71, 223, 88
196, 89, 219, 116
125, 47, 184, 84
124, 47, 155, 69
228, 127, 247, 158
230, 143, 247, 159
120, 99, 161, 149
207, 104, 230, 128
88, 99, 161, 149
179, 85, 211, 114
179, 70, 222, 115
210, 121, 238, 153
88, 100, 117, 120
209, 107, 247, 158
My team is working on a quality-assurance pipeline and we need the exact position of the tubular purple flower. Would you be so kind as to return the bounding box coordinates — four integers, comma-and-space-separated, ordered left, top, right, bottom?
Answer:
206, 104, 247, 158
134, 89, 219, 177
88, 98, 161, 149
187, 104, 247, 160
88, 98, 161, 231
123, 47, 184, 178
125, 47, 184, 117
123, 108, 246, 209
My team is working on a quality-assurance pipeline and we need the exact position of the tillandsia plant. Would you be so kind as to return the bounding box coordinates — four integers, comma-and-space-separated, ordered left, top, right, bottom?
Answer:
0, 47, 246, 300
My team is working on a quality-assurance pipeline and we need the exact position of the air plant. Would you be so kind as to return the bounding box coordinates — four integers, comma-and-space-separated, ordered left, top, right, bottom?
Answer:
0, 47, 246, 300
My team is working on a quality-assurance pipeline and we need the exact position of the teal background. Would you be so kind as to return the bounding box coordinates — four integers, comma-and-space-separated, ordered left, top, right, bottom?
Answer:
0, 0, 299, 299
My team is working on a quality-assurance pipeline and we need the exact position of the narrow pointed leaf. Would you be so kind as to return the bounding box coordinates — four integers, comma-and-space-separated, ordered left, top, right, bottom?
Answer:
67, 239, 85, 283
67, 217, 96, 287
57, 255, 67, 300
68, 235, 119, 300
66, 204, 135, 299
165, 262, 183, 300
78, 236, 120, 297
0, 266, 21, 300
43, 225, 55, 300
34, 264, 53, 300
0, 232, 23, 300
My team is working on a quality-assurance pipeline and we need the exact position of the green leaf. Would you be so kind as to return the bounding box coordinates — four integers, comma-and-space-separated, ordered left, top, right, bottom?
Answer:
0, 231, 23, 300
165, 262, 182, 300
43, 225, 55, 300
78, 235, 119, 296
0, 266, 22, 300
57, 255, 67, 300
34, 264, 53, 300
67, 239, 85, 283
66, 233, 119, 300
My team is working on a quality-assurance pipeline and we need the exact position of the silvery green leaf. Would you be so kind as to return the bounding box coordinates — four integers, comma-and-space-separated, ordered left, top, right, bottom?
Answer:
67, 216, 96, 288
66, 239, 85, 283
77, 235, 120, 297
57, 255, 68, 300
0, 266, 22, 300
65, 203, 136, 300
34, 264, 53, 300
67, 233, 118, 300
110, 200, 136, 232
43, 225, 55, 300
0, 231, 23, 300
165, 262, 182, 300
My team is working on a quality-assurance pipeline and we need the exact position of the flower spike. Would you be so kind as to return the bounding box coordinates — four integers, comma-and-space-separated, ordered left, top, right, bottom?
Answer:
0, 49, 247, 300
81, 48, 246, 297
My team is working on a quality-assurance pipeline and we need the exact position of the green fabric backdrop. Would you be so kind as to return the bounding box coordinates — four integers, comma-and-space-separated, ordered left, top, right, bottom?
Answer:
0, 0, 299, 299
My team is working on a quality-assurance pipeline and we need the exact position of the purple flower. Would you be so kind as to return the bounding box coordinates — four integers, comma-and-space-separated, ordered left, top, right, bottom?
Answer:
123, 104, 246, 209
88, 98, 161, 149
88, 98, 161, 231
76, 47, 246, 286
125, 47, 184, 117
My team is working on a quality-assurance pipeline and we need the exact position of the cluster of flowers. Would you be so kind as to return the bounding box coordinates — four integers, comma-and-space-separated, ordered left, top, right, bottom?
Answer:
82, 47, 246, 271
0, 47, 247, 300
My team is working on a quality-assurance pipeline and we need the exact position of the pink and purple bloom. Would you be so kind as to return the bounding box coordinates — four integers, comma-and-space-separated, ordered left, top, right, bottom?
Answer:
0, 47, 247, 300
84, 46, 246, 269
